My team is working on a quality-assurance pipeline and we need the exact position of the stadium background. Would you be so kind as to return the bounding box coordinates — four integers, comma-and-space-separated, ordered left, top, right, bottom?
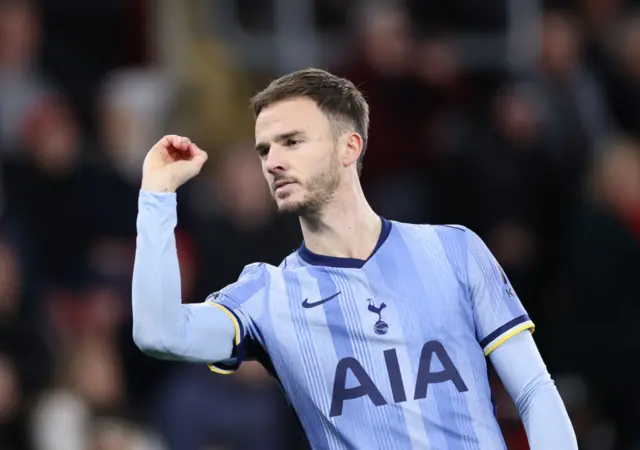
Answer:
1, 0, 640, 449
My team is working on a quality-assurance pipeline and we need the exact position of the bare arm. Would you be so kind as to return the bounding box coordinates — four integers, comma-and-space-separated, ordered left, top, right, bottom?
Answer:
132, 190, 235, 363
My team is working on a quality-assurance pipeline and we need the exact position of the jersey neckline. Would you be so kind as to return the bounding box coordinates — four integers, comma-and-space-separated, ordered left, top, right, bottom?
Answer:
297, 217, 392, 268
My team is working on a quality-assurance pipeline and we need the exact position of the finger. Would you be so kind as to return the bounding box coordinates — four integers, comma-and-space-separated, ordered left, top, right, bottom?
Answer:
170, 136, 190, 151
158, 134, 180, 148
178, 136, 191, 151
159, 135, 191, 151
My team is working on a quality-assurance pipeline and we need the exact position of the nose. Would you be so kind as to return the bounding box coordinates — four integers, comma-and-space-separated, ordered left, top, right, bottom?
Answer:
265, 145, 287, 175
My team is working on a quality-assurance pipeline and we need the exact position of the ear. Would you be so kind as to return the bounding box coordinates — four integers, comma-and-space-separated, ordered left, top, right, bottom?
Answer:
341, 132, 363, 169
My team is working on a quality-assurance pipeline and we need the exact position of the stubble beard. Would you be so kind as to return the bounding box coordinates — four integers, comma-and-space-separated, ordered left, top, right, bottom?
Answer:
276, 154, 341, 218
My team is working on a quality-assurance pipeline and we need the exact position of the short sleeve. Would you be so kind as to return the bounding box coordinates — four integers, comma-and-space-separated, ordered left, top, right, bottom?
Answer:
465, 229, 535, 356
204, 263, 266, 374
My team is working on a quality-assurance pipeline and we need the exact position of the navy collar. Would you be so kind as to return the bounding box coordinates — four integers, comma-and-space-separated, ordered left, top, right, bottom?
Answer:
297, 217, 392, 269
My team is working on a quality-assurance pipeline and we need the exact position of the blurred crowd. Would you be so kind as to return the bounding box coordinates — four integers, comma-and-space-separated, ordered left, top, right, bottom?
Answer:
1, 0, 640, 449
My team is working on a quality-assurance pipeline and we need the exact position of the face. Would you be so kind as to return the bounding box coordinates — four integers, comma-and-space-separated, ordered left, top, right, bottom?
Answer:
23, 95, 79, 174
0, 2, 40, 69
494, 87, 539, 145
540, 14, 580, 76
255, 97, 347, 216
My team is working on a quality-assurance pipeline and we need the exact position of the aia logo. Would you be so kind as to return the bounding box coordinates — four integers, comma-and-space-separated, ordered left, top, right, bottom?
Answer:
330, 341, 468, 417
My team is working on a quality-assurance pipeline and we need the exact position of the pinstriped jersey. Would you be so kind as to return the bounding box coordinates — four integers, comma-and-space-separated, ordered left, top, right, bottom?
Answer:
206, 219, 534, 450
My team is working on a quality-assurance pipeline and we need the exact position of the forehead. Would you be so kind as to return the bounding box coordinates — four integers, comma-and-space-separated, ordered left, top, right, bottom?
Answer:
255, 97, 331, 141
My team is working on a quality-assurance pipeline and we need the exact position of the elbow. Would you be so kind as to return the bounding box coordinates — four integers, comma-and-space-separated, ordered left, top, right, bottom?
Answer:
132, 330, 159, 355
515, 373, 553, 414
132, 321, 187, 359
132, 324, 167, 356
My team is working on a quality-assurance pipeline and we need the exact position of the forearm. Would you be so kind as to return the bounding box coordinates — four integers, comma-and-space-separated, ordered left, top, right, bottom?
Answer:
517, 372, 577, 449
132, 190, 234, 362
490, 332, 578, 450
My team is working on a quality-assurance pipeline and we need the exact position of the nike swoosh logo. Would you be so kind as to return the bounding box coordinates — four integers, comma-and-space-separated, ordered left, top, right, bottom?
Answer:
302, 292, 341, 309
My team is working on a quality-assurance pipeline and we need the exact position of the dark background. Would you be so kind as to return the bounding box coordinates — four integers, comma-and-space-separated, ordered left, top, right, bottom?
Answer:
1, 0, 639, 449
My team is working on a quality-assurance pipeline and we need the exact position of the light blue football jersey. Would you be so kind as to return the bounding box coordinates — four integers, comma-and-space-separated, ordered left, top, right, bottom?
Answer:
205, 219, 534, 450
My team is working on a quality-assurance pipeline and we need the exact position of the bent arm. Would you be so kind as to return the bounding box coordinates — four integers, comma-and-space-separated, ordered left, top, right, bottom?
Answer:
132, 190, 235, 363
490, 331, 578, 450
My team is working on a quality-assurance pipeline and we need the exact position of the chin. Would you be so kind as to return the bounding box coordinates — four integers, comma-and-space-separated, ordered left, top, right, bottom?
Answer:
273, 188, 301, 211
275, 192, 319, 216
276, 198, 307, 215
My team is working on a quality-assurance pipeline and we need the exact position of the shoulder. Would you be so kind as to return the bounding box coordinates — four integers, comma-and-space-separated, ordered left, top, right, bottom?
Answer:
216, 259, 300, 298
390, 221, 476, 276
211, 262, 271, 307
233, 262, 268, 286
391, 220, 471, 244
278, 248, 304, 269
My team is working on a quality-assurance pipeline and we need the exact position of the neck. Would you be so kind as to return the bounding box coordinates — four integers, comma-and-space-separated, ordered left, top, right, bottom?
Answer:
299, 178, 381, 260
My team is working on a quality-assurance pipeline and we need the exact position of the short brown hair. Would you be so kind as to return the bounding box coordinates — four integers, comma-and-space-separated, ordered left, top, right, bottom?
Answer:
251, 68, 370, 175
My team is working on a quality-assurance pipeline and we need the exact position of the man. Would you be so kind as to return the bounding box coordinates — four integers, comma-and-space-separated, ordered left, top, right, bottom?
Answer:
132, 68, 577, 449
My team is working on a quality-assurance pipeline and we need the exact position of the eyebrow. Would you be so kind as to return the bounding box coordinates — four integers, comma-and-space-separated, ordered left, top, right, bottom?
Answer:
255, 130, 304, 153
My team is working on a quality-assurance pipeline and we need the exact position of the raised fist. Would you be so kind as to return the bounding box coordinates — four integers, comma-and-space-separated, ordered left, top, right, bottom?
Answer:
141, 135, 208, 193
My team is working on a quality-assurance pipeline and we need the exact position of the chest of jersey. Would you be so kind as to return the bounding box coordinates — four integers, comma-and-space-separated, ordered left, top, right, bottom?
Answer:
267, 265, 475, 346
257, 263, 481, 419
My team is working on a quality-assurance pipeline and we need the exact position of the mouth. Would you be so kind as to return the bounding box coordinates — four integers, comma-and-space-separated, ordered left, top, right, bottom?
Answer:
273, 180, 296, 192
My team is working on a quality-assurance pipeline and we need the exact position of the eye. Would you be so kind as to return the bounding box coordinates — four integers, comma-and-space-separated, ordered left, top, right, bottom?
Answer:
286, 138, 302, 147
256, 146, 269, 157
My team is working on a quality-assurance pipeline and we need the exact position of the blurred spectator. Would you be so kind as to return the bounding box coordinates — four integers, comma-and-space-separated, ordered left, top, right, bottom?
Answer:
1, 93, 97, 284
31, 338, 142, 450
155, 361, 297, 450
88, 418, 164, 450
98, 69, 175, 185
180, 1, 257, 151
534, 11, 610, 170
0, 236, 50, 397
35, 0, 150, 129
580, 0, 626, 40
46, 283, 127, 350
412, 35, 472, 158
562, 137, 640, 448
579, 0, 626, 74
336, 3, 431, 221
520, 10, 614, 292
0, 0, 51, 153
442, 82, 552, 319
601, 14, 640, 139
0, 355, 29, 450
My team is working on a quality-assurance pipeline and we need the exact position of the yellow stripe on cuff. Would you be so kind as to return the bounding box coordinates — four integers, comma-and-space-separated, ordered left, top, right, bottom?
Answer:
205, 302, 241, 345
207, 363, 235, 375
205, 302, 242, 374
484, 321, 535, 356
